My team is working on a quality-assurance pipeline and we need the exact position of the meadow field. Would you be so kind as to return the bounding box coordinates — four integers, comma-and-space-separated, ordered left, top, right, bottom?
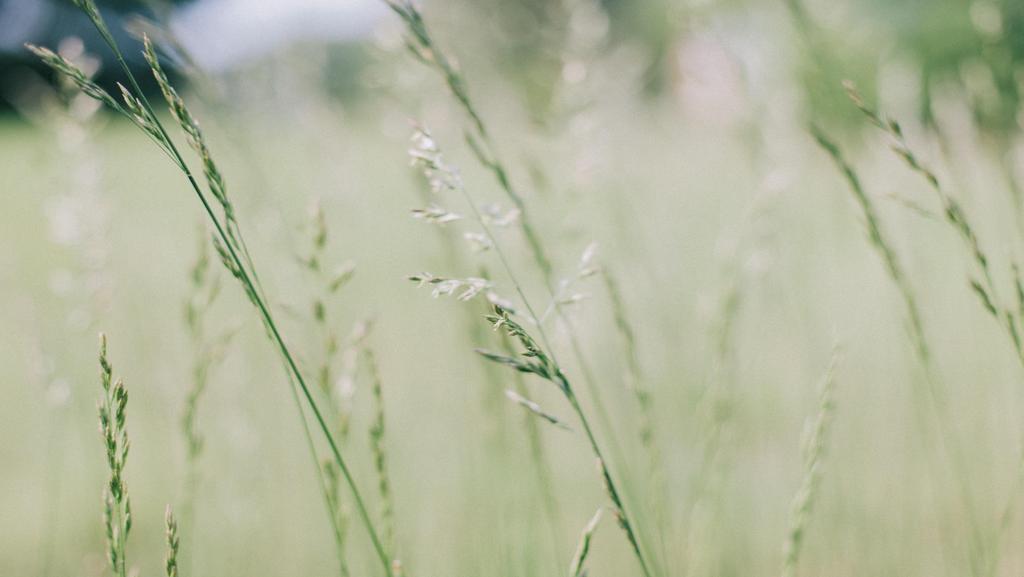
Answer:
3, 1, 1024, 576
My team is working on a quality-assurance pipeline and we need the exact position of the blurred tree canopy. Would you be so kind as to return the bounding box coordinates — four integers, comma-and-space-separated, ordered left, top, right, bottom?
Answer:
5, 0, 1023, 141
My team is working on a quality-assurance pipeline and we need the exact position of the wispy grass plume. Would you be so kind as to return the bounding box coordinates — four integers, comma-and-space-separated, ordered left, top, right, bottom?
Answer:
407, 126, 656, 576
385, 0, 620, 451
407, 156, 567, 570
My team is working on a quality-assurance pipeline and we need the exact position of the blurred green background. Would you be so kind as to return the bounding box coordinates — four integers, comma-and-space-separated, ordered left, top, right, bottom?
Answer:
4, 0, 1024, 576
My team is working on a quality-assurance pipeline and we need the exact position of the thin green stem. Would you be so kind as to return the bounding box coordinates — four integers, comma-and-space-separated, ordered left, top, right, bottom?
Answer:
65, 7, 396, 575
813, 124, 987, 575
564, 384, 654, 577
384, 0, 621, 459
441, 139, 656, 577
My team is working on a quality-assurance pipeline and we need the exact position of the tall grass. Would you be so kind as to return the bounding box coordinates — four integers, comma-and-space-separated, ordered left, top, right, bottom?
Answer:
98, 334, 131, 577
293, 203, 366, 577
408, 158, 567, 566
812, 120, 988, 575
406, 126, 656, 577
841, 82, 1024, 576
780, 348, 841, 577
99, 334, 182, 577
29, 2, 398, 575
19, 2, 1024, 576
383, 0, 622, 454
683, 186, 779, 575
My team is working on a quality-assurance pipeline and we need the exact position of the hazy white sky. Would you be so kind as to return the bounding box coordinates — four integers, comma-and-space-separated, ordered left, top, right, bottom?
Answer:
171, 0, 388, 70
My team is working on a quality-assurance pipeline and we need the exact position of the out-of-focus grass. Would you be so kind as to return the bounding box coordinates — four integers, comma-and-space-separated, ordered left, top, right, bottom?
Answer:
2, 53, 1024, 576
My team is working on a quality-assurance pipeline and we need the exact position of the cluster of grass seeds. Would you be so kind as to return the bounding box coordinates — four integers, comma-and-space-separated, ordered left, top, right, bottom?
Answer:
408, 273, 493, 301
30, 2, 398, 575
98, 334, 131, 577
98, 334, 182, 577
407, 127, 567, 567
383, 0, 622, 452
780, 348, 840, 577
165, 507, 180, 577
403, 124, 657, 577
381, 12, 673, 568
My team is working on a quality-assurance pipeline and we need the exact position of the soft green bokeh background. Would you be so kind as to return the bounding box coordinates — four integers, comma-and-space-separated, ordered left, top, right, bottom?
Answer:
4, 0, 1024, 576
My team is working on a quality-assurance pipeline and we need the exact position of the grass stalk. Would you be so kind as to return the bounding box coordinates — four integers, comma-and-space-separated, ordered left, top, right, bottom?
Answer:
780, 349, 840, 577
408, 127, 656, 576
297, 202, 361, 576
30, 3, 396, 574
812, 122, 988, 574
98, 334, 130, 577
600, 266, 669, 563
483, 306, 655, 577
410, 173, 567, 564
840, 83, 1024, 577
682, 243, 745, 576
383, 0, 621, 453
